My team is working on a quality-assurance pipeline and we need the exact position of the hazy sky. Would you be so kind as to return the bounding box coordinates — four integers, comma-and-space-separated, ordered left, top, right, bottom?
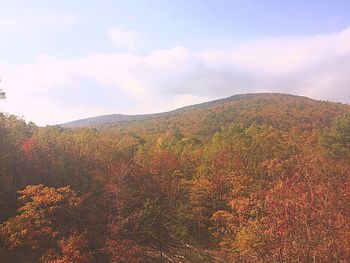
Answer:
1, 0, 350, 125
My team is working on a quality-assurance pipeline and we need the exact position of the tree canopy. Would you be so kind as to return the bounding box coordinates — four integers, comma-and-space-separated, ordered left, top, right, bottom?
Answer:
0, 89, 5, 100
0, 94, 350, 262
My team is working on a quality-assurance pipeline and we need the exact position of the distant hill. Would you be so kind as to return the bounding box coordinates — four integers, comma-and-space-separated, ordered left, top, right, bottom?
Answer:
60, 93, 350, 136
60, 114, 151, 128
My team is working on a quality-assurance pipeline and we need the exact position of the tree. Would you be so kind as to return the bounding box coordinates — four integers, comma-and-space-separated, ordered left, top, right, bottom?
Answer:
0, 185, 85, 262
0, 78, 5, 99
321, 113, 350, 159
263, 154, 350, 262
0, 89, 5, 100
105, 239, 143, 263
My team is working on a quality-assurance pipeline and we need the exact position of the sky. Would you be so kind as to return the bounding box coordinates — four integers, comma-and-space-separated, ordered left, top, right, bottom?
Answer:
1, 0, 350, 125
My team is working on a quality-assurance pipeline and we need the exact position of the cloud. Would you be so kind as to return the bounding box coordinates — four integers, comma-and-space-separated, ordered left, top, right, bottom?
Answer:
1, 26, 350, 125
108, 25, 144, 52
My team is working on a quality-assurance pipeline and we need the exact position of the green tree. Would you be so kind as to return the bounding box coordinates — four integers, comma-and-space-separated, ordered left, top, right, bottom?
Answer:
321, 113, 350, 159
0, 89, 5, 100
0, 78, 5, 99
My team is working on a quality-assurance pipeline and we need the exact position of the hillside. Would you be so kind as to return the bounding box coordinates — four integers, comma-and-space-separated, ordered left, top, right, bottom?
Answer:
2, 92, 350, 262
61, 93, 350, 137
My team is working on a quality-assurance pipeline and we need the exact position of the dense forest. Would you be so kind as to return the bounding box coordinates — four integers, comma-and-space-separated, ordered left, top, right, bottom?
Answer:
1, 91, 350, 262
63, 93, 350, 136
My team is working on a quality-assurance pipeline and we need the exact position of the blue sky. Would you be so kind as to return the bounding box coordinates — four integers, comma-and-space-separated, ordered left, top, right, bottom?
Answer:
1, 0, 350, 125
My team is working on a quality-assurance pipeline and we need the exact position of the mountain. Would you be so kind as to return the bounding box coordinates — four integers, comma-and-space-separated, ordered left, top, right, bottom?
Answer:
3, 93, 350, 262
60, 114, 151, 128
60, 93, 350, 136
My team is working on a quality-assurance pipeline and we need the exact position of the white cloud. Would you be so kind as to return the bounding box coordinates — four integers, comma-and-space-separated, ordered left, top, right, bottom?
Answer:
108, 25, 144, 52
1, 26, 350, 125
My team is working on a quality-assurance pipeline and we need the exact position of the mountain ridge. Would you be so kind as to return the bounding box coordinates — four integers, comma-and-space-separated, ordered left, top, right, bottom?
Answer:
60, 93, 350, 136
60, 93, 261, 128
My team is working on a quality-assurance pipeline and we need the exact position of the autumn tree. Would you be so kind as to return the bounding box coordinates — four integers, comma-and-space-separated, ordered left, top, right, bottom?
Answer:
0, 185, 89, 262
0, 114, 35, 221
263, 153, 350, 262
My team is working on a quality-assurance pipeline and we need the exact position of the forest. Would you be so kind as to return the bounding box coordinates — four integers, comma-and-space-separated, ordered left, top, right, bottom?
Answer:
1, 92, 350, 262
